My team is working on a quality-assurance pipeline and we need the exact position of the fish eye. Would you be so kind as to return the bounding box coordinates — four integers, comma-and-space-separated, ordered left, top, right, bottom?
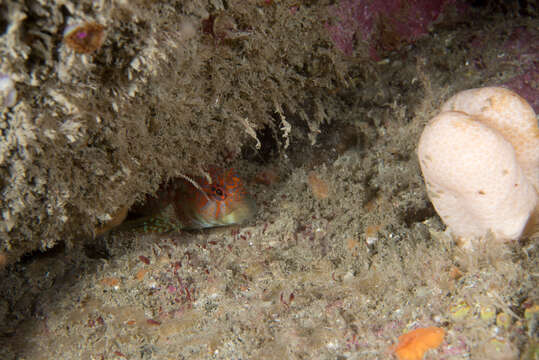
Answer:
212, 186, 225, 198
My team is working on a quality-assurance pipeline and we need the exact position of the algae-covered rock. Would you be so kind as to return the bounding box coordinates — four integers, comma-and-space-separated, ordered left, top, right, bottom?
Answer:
0, 0, 345, 263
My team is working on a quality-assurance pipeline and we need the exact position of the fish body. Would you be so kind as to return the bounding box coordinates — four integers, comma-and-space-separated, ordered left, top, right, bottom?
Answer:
123, 168, 256, 233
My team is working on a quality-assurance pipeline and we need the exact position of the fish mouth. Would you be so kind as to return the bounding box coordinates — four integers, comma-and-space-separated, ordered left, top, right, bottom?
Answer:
217, 196, 257, 227
182, 195, 257, 230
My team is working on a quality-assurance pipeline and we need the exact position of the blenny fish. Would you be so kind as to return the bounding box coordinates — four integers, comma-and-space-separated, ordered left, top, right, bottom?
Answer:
122, 168, 256, 233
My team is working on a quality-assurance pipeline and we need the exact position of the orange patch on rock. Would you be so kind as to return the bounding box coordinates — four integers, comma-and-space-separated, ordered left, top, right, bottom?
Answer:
254, 168, 279, 186
94, 205, 129, 237
100, 277, 120, 287
365, 224, 383, 245
0, 252, 8, 268
346, 238, 360, 256
392, 326, 445, 360
308, 172, 329, 199
449, 266, 463, 280
135, 268, 149, 280
64, 22, 106, 54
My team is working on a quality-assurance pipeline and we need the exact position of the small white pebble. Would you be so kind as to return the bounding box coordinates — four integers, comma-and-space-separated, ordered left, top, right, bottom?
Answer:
0, 73, 17, 108
326, 341, 338, 350
343, 271, 354, 282
366, 235, 378, 246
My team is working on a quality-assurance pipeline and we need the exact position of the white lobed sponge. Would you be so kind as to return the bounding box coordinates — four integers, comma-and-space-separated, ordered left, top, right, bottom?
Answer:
417, 87, 539, 247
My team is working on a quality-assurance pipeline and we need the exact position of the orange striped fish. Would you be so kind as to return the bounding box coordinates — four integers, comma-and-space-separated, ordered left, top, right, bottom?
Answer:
123, 168, 256, 233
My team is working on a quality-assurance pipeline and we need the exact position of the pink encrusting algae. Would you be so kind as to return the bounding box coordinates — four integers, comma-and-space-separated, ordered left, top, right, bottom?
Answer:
325, 0, 466, 59
501, 26, 539, 113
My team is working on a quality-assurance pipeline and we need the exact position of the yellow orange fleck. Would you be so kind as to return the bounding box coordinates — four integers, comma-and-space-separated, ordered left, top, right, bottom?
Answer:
365, 224, 382, 238
449, 266, 463, 280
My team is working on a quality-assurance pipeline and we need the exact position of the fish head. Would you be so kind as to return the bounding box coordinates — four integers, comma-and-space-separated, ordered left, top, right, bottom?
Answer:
175, 168, 256, 229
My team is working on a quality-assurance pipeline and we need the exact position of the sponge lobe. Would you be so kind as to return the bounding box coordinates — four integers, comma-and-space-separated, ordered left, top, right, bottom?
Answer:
440, 87, 539, 191
418, 88, 538, 243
